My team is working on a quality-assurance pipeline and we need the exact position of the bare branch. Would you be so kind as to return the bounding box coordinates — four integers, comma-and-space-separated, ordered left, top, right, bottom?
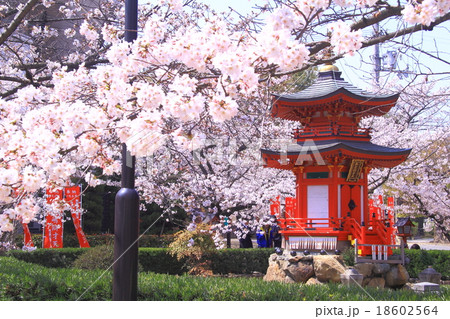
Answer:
0, 0, 39, 46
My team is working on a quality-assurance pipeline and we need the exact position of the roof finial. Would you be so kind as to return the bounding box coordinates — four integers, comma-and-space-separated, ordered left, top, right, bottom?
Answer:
319, 48, 339, 72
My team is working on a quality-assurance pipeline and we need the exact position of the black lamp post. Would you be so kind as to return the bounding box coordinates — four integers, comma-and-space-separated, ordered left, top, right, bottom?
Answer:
113, 0, 139, 301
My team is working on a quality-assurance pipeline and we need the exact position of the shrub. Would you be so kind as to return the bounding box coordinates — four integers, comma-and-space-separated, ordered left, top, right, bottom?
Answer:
139, 234, 176, 247
8, 246, 273, 275
72, 245, 114, 270
168, 224, 216, 275
8, 247, 184, 272
395, 249, 450, 279
7, 248, 86, 268
139, 248, 186, 275
210, 248, 272, 274
431, 251, 450, 279
14, 233, 176, 248
342, 247, 355, 266
73, 245, 146, 272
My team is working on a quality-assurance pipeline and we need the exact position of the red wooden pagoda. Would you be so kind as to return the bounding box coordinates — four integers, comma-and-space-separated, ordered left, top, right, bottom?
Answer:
261, 64, 411, 254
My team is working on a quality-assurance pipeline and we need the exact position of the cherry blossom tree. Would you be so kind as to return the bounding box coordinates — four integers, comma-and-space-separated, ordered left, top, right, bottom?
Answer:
134, 91, 300, 246
1, 0, 449, 246
366, 80, 449, 242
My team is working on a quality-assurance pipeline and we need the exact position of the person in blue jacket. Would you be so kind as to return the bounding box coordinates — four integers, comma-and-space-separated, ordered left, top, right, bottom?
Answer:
256, 224, 274, 248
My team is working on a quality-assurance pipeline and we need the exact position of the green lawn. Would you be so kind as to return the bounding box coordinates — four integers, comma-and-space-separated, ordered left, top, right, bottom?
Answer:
0, 257, 448, 301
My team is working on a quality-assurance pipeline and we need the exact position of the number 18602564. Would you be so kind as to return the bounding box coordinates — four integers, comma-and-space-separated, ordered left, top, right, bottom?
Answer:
376, 305, 438, 316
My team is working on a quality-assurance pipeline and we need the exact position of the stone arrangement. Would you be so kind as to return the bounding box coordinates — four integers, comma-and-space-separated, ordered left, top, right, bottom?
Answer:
354, 262, 409, 288
263, 252, 410, 289
411, 266, 442, 294
418, 266, 441, 284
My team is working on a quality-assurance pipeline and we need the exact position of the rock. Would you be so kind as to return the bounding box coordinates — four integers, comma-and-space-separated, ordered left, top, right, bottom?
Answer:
362, 277, 371, 286
403, 282, 414, 291
289, 255, 313, 263
313, 255, 346, 283
354, 263, 374, 277
366, 277, 385, 289
412, 282, 441, 294
264, 253, 315, 283
268, 253, 279, 262
263, 257, 287, 282
372, 263, 390, 275
284, 259, 315, 283
283, 276, 297, 284
305, 277, 323, 285
385, 264, 409, 288
418, 267, 441, 284
264, 263, 286, 282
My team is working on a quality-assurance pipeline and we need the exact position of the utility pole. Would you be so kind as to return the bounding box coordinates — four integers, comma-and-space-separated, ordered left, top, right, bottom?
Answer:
373, 23, 407, 84
113, 0, 140, 301
374, 23, 381, 85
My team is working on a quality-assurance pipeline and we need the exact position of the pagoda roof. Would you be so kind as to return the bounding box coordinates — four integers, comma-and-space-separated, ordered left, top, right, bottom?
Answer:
271, 70, 399, 121
274, 70, 398, 102
262, 139, 411, 157
261, 139, 411, 169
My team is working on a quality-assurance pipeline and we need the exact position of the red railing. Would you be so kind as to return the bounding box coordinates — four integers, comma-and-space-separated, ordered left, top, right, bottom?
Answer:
279, 217, 343, 231
278, 215, 396, 255
342, 217, 363, 241
369, 219, 396, 245
293, 125, 371, 140
354, 239, 405, 264
279, 216, 388, 242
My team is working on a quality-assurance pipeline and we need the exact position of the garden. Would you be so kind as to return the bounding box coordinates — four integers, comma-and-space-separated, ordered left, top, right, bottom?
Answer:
1, 243, 449, 301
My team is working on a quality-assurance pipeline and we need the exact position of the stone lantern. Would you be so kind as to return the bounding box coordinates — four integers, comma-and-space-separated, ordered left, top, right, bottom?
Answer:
418, 266, 441, 284
394, 217, 415, 246
340, 268, 364, 286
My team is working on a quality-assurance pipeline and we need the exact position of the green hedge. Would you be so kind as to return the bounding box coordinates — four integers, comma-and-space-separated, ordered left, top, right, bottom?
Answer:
139, 248, 187, 275
0, 257, 111, 301
14, 233, 175, 248
7, 248, 87, 268
8, 247, 273, 275
394, 249, 450, 280
9, 247, 449, 279
211, 248, 272, 274
1, 257, 448, 301
139, 248, 273, 275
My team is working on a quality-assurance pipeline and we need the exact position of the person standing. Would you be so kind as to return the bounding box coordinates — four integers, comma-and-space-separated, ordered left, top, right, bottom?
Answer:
272, 226, 282, 248
256, 224, 273, 248
239, 220, 253, 248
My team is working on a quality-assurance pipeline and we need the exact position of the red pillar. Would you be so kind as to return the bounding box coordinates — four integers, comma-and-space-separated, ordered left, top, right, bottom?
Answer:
328, 165, 338, 221
362, 166, 371, 227
294, 167, 305, 219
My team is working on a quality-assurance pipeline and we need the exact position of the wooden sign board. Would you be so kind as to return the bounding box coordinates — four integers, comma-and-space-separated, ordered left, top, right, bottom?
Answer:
346, 159, 364, 182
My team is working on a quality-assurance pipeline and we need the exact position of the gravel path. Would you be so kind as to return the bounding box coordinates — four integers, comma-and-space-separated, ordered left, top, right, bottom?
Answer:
407, 238, 450, 250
